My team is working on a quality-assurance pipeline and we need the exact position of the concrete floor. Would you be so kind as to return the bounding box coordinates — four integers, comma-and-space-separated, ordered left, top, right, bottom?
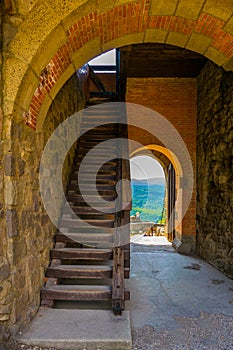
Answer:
13, 235, 233, 350
15, 309, 132, 350
128, 235, 233, 349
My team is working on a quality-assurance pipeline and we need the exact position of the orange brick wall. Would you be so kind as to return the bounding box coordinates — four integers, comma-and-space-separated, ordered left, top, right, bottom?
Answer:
126, 77, 197, 237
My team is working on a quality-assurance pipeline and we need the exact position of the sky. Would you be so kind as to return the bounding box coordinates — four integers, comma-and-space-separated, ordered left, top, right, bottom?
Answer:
130, 156, 165, 179
89, 49, 116, 65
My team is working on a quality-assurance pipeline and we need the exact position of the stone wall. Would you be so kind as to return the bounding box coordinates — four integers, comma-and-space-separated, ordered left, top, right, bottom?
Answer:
0, 73, 85, 339
0, 5, 11, 339
197, 61, 233, 278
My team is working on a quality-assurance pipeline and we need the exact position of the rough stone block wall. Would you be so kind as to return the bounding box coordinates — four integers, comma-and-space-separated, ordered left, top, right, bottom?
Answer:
197, 61, 233, 278
126, 77, 197, 240
0, 6, 11, 338
0, 74, 85, 339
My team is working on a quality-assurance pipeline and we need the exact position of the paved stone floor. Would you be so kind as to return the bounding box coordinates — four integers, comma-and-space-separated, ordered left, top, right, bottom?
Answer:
128, 235, 233, 350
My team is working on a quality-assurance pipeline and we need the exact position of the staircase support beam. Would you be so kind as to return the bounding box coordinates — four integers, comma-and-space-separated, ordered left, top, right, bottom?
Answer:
112, 246, 125, 315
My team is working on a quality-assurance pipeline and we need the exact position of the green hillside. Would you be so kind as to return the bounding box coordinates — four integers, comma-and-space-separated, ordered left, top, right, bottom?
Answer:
130, 178, 165, 223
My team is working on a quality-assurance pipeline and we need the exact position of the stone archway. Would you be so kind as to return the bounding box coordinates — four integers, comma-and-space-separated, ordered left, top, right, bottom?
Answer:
3, 0, 233, 131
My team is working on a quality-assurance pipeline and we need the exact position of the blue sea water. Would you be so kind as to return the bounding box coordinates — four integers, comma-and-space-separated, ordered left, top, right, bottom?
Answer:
130, 178, 165, 223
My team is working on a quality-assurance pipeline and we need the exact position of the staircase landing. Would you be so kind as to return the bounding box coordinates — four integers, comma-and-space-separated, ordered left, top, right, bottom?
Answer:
15, 308, 132, 350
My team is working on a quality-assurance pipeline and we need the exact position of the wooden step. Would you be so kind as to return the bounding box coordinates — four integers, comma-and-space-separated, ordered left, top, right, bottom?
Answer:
75, 156, 117, 163
69, 179, 117, 185
71, 172, 117, 180
66, 194, 116, 202
67, 189, 116, 196
75, 160, 119, 168
46, 265, 113, 279
61, 214, 115, 222
74, 164, 117, 171
86, 98, 117, 106
82, 111, 120, 116
62, 212, 115, 220
63, 207, 115, 216
46, 265, 129, 279
64, 201, 116, 210
41, 285, 130, 301
82, 129, 118, 135
83, 109, 120, 115
59, 219, 114, 228
77, 141, 118, 148
76, 151, 117, 158
76, 149, 117, 157
82, 113, 120, 118
84, 104, 120, 109
76, 145, 117, 151
75, 151, 118, 159
63, 200, 115, 208
67, 182, 117, 189
57, 227, 113, 236
55, 233, 114, 244
84, 134, 117, 140
78, 141, 118, 148
68, 183, 116, 190
82, 117, 117, 123
82, 121, 117, 126
67, 183, 116, 192
51, 248, 130, 261
63, 206, 115, 215
79, 132, 118, 137
76, 147, 118, 156
79, 133, 118, 139
51, 248, 113, 260
74, 161, 117, 169
63, 204, 115, 214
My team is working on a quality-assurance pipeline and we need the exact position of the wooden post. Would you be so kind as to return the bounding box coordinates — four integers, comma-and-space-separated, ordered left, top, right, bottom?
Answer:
168, 163, 176, 241
112, 245, 125, 315
41, 241, 64, 308
111, 84, 132, 315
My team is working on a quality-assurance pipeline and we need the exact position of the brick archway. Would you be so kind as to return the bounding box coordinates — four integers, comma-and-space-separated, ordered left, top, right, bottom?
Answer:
4, 0, 233, 130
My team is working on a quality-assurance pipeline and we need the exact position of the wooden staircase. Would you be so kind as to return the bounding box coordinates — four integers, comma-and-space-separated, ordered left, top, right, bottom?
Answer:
41, 106, 131, 314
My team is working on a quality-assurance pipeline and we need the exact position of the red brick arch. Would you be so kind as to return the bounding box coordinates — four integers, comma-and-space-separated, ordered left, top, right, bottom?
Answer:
23, 0, 233, 130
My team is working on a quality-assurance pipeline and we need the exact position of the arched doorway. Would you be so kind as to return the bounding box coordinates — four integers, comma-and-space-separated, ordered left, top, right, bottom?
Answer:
130, 155, 166, 235
130, 145, 183, 244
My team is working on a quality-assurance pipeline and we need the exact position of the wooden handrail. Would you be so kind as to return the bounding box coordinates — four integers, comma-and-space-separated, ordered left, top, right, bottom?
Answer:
121, 102, 132, 210
122, 158, 132, 210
